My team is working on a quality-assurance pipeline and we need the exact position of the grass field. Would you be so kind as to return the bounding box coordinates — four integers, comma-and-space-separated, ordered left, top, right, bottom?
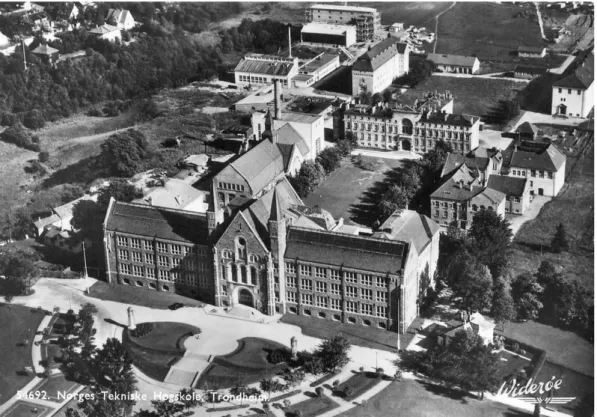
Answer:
87, 280, 205, 309
534, 361, 593, 414
494, 351, 534, 382
0, 304, 46, 405
30, 375, 79, 402
127, 322, 201, 352
302, 157, 402, 226
2, 401, 53, 417
434, 2, 546, 60
364, 2, 453, 26
287, 395, 339, 417
512, 142, 594, 289
339, 379, 529, 417
335, 372, 383, 401
398, 76, 522, 121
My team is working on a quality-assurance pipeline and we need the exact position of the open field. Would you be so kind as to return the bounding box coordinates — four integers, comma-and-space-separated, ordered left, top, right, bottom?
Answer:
397, 76, 522, 120
2, 401, 53, 417
303, 157, 402, 226
534, 361, 593, 414
512, 142, 594, 289
339, 379, 529, 417
335, 372, 384, 401
288, 395, 339, 417
364, 2, 454, 26
0, 304, 46, 405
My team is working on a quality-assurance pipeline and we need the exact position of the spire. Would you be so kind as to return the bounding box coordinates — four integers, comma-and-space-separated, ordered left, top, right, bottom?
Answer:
269, 187, 283, 222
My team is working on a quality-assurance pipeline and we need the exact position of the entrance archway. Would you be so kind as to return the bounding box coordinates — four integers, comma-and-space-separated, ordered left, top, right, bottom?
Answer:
401, 139, 411, 151
238, 288, 254, 307
558, 104, 567, 115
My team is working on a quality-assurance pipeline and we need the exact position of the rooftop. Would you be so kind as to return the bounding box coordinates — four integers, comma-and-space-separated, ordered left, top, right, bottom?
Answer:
106, 8, 134, 25
353, 37, 408, 72
486, 175, 527, 197
89, 23, 119, 34
235, 56, 297, 77
277, 111, 322, 124
518, 45, 546, 53
54, 194, 98, 220
310, 4, 378, 14
514, 65, 547, 74
31, 44, 58, 55
132, 178, 207, 212
372, 210, 440, 254
104, 201, 209, 244
502, 141, 566, 172
420, 112, 479, 127
426, 53, 479, 67
553, 52, 594, 89
301, 22, 355, 36
228, 139, 285, 194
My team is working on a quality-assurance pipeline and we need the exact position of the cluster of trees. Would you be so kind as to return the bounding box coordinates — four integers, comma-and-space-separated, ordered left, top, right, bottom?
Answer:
220, 19, 301, 55
394, 59, 436, 87
0, 250, 39, 302
0, 124, 41, 150
133, 388, 201, 417
289, 138, 356, 198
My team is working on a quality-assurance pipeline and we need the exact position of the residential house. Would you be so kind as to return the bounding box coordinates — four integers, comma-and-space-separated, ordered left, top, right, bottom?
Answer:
34, 194, 98, 237
31, 44, 59, 64
551, 52, 594, 118
514, 65, 546, 79
517, 46, 547, 58
390, 23, 404, 32
89, 24, 121, 42
106, 8, 136, 30
515, 121, 542, 141
437, 312, 495, 347
352, 36, 410, 95
426, 53, 480, 75
487, 175, 531, 215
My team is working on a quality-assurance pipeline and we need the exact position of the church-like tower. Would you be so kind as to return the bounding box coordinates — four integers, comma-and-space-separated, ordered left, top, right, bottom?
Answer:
268, 189, 287, 315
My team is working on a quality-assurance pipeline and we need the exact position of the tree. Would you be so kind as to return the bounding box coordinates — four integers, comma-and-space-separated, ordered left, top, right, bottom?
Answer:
178, 387, 199, 412
511, 273, 543, 321
281, 368, 305, 388
469, 209, 513, 277
150, 399, 183, 417
421, 140, 453, 186
10, 206, 35, 239
0, 253, 38, 295
260, 377, 284, 397
378, 185, 409, 219
97, 180, 143, 210
371, 92, 383, 105
315, 335, 350, 372
65, 408, 81, 417
491, 276, 515, 324
453, 262, 493, 313
551, 223, 570, 253
71, 200, 105, 241
39, 151, 50, 162
394, 59, 435, 87
317, 147, 342, 174
100, 129, 150, 177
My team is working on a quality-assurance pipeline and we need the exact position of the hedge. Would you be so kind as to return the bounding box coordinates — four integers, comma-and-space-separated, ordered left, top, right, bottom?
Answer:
309, 372, 336, 388
269, 389, 302, 402
206, 404, 250, 412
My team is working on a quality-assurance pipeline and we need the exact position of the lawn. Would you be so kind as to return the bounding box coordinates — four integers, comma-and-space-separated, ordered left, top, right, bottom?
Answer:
397, 76, 521, 121
512, 142, 594, 289
285, 395, 339, 417
494, 351, 534, 383
30, 375, 79, 402
87, 280, 205, 309
280, 313, 414, 353
502, 321, 593, 377
2, 401, 53, 417
0, 304, 46, 406
365, 2, 453, 26
534, 361, 594, 414
197, 337, 288, 388
434, 2, 546, 60
338, 379, 530, 417
335, 372, 384, 401
302, 157, 402, 227
122, 322, 201, 382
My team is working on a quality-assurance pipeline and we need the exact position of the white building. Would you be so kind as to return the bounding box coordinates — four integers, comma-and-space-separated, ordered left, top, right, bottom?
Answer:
301, 22, 356, 47
306, 4, 380, 42
352, 37, 409, 96
292, 52, 340, 88
551, 52, 594, 118
426, 53, 480, 75
89, 24, 121, 42
106, 9, 136, 30
234, 54, 299, 88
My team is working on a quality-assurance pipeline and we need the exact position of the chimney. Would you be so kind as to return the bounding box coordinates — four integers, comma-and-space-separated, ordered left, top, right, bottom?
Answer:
274, 79, 282, 120
288, 25, 292, 58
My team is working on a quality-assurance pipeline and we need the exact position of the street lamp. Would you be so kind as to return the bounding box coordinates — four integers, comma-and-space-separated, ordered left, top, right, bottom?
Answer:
82, 241, 89, 294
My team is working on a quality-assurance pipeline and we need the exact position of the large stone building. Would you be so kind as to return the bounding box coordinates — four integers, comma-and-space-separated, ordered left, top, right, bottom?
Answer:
344, 91, 480, 154
551, 52, 594, 118
305, 4, 380, 42
103, 135, 440, 334
352, 37, 409, 96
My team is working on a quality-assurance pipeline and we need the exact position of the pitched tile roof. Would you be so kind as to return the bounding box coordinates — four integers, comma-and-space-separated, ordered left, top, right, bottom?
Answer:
106, 8, 133, 25
420, 112, 479, 127
487, 175, 527, 197
431, 177, 485, 202
285, 226, 408, 275
426, 53, 479, 67
441, 153, 489, 178
89, 23, 119, 34
105, 201, 209, 244
553, 53, 594, 89
275, 124, 309, 156
514, 65, 546, 75
516, 121, 540, 135
229, 139, 285, 194
32, 44, 59, 55
54, 194, 98, 220
234, 57, 296, 77
472, 188, 505, 206
373, 210, 439, 254
353, 37, 408, 72
502, 142, 566, 172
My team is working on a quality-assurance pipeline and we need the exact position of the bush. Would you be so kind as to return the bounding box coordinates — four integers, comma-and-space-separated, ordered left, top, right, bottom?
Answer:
0, 125, 41, 151
87, 108, 104, 117
315, 387, 324, 397
23, 109, 45, 130
131, 322, 153, 338
512, 342, 520, 353
316, 147, 342, 174
268, 348, 289, 364
38, 151, 50, 162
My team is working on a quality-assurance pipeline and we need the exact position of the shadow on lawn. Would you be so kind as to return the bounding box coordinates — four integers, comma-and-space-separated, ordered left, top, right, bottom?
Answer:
416, 380, 477, 404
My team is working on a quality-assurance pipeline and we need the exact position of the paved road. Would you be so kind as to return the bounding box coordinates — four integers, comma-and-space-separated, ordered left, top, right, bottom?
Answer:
351, 149, 422, 161
512, 110, 588, 131
508, 195, 551, 237
431, 72, 530, 83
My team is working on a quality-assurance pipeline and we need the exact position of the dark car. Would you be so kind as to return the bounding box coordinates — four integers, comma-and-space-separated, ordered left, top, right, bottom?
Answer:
169, 303, 185, 310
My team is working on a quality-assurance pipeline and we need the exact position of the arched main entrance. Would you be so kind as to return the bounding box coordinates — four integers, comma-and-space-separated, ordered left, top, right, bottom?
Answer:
401, 139, 411, 151
238, 288, 254, 307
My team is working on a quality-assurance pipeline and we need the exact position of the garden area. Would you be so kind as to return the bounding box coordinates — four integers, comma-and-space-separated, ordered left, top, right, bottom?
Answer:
197, 337, 289, 388
283, 394, 339, 417
333, 371, 385, 401
30, 375, 79, 403
0, 304, 46, 405
2, 401, 53, 417
122, 321, 202, 382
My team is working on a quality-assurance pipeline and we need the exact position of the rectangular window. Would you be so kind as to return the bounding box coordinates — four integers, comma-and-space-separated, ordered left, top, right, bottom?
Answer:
157, 242, 168, 253
330, 298, 341, 310
275, 291, 280, 302
346, 286, 358, 298
117, 236, 127, 247
578, 90, 582, 95
316, 281, 327, 293
547, 172, 553, 179
131, 252, 142, 263
132, 265, 143, 277
330, 270, 340, 280
300, 265, 311, 276
539, 171, 545, 178
144, 240, 153, 251
558, 88, 562, 93
316, 296, 327, 308
170, 272, 181, 282
286, 291, 296, 303
146, 268, 155, 279
118, 249, 129, 260
285, 262, 296, 274
376, 306, 387, 318
346, 301, 358, 313
345, 272, 357, 283
171, 258, 181, 267
301, 293, 313, 305
300, 279, 313, 291
171, 245, 182, 255
361, 275, 372, 286
376, 277, 387, 288
361, 288, 372, 300
361, 304, 373, 316
531, 170, 536, 177
330, 283, 341, 295
287, 276, 296, 288
119, 263, 130, 275
158, 256, 169, 268
130, 238, 141, 249
314, 267, 325, 279
159, 269, 169, 280
376, 291, 388, 303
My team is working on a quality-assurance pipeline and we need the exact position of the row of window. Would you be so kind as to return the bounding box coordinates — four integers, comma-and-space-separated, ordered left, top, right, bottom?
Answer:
285, 264, 387, 287
224, 263, 258, 286
116, 237, 207, 256
288, 307, 389, 329
119, 264, 209, 287
286, 292, 388, 317
238, 75, 289, 86
286, 277, 389, 300
222, 250, 260, 263
511, 169, 553, 179
218, 182, 245, 192
118, 250, 209, 271
557, 88, 582, 95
